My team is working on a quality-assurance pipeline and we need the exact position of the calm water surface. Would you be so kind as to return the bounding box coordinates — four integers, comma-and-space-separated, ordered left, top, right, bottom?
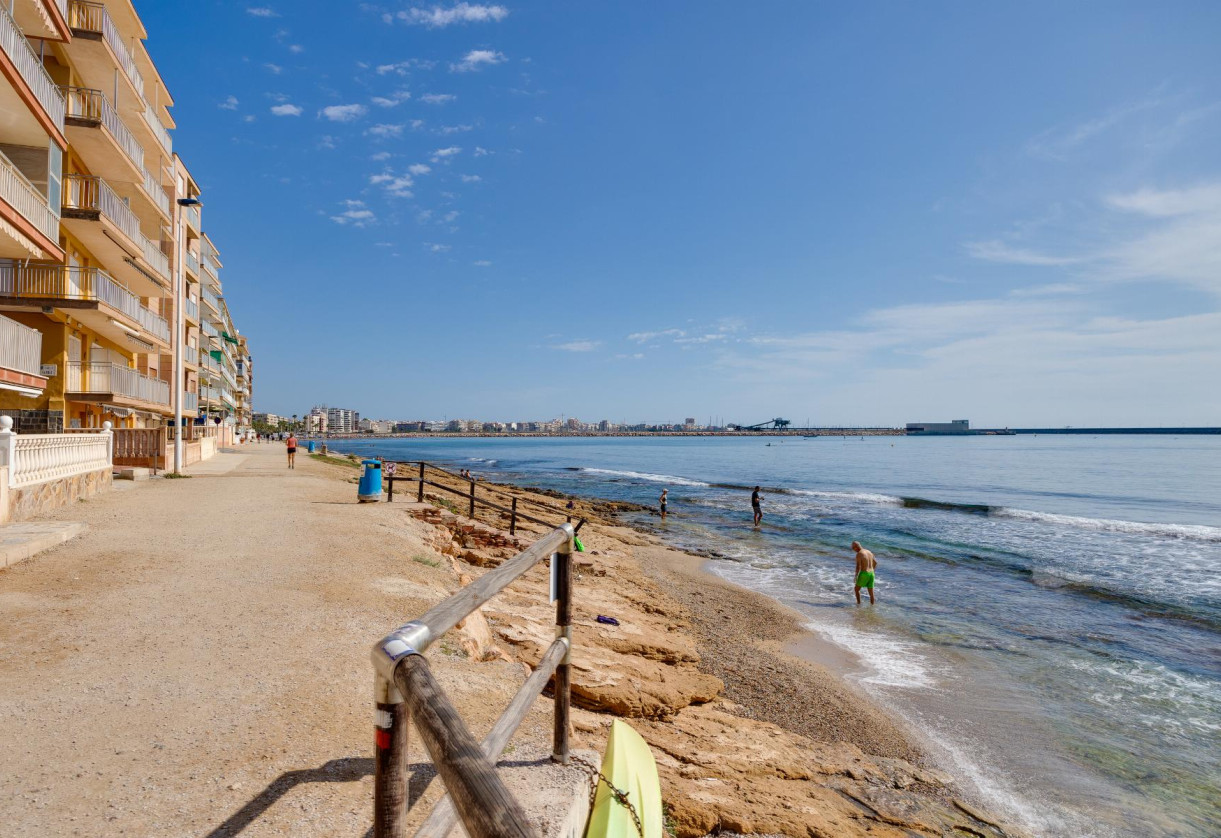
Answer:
327, 435, 1221, 837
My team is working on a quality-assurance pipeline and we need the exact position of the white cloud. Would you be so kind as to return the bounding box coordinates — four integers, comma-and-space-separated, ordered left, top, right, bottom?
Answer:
553, 340, 599, 352
459, 174, 481, 183
320, 104, 367, 122
372, 90, 411, 108
439, 124, 473, 134
473, 146, 490, 156
319, 135, 337, 150
371, 151, 391, 161
408, 163, 432, 175
331, 208, 375, 226
243, 115, 256, 123
451, 49, 506, 73
370, 172, 415, 197
219, 95, 239, 110
375, 59, 436, 75
367, 123, 404, 138
264, 63, 282, 74
1105, 183, 1221, 218
443, 210, 460, 222
1026, 96, 1162, 161
246, 6, 278, 17
419, 93, 456, 105
430, 146, 461, 162
428, 243, 451, 252
270, 103, 302, 116
395, 3, 508, 27
289, 44, 304, 53
964, 240, 1083, 267
628, 328, 685, 343
473, 260, 492, 267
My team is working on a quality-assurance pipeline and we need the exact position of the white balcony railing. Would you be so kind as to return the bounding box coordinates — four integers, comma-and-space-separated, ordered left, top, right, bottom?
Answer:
0, 313, 43, 377
62, 174, 169, 280
184, 296, 199, 322
0, 2, 67, 130
0, 424, 112, 489
62, 86, 144, 170
184, 249, 200, 276
183, 390, 198, 412
0, 264, 169, 343
0, 151, 59, 245
66, 361, 169, 406
185, 345, 198, 365
200, 320, 219, 339
141, 166, 170, 217
201, 285, 220, 312
184, 203, 201, 232
67, 1, 144, 99
143, 100, 172, 155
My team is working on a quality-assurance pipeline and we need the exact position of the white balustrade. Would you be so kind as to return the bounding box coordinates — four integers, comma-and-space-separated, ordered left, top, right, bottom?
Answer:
0, 416, 112, 489
0, 2, 66, 129
0, 313, 42, 377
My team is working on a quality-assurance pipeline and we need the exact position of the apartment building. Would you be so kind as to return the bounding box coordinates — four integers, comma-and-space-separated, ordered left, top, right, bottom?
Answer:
325, 407, 359, 434
0, 0, 251, 441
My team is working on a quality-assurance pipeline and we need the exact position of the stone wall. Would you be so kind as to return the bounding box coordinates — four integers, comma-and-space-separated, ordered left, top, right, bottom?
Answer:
0, 409, 66, 434
6, 468, 112, 523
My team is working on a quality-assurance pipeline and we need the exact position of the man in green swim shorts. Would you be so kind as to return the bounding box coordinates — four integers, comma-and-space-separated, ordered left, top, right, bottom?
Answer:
852, 541, 877, 605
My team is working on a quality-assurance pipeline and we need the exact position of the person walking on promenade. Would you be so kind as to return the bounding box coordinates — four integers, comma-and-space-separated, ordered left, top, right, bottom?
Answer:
852, 541, 877, 605
659, 489, 668, 520
286, 432, 298, 469
751, 486, 763, 527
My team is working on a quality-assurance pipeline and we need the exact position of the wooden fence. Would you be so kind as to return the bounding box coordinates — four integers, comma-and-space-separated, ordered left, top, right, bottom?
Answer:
384, 461, 585, 535
371, 524, 576, 838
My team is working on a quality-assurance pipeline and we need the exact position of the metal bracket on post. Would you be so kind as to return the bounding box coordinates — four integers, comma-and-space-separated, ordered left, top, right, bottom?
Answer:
371, 620, 432, 687
372, 620, 431, 838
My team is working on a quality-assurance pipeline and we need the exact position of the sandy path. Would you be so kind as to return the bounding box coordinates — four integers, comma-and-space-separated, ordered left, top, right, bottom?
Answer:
0, 445, 541, 837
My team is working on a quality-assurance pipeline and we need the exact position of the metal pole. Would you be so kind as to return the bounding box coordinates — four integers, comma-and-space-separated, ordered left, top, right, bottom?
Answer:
171, 189, 183, 473
552, 532, 573, 764
374, 675, 409, 838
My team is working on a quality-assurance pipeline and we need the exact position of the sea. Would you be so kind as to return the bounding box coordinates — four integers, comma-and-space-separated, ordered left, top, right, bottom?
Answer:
325, 434, 1221, 837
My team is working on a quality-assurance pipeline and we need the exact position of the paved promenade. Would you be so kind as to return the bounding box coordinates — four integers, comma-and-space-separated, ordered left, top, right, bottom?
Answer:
0, 445, 540, 837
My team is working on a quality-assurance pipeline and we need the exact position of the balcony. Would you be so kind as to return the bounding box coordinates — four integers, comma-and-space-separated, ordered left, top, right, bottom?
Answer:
200, 320, 219, 341
200, 285, 220, 315
0, 263, 170, 346
11, 0, 72, 41
184, 344, 198, 366
142, 99, 171, 155
0, 2, 67, 139
0, 312, 48, 396
66, 1, 144, 101
62, 86, 143, 179
61, 173, 169, 294
183, 390, 198, 412
66, 361, 170, 409
184, 248, 200, 277
0, 149, 62, 260
184, 203, 200, 235
184, 295, 199, 324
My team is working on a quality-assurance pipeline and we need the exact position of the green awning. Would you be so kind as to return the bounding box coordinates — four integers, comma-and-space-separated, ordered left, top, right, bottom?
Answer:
209, 350, 222, 361
221, 332, 240, 345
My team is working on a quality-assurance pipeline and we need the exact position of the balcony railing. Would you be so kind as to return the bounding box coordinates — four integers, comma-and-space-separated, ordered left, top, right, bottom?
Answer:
62, 87, 144, 170
184, 203, 200, 232
183, 390, 198, 412
141, 166, 170, 217
66, 361, 169, 405
184, 249, 200, 276
184, 295, 199, 322
201, 258, 218, 284
0, 2, 67, 130
0, 264, 169, 343
0, 313, 43, 377
185, 345, 198, 365
63, 174, 169, 280
201, 285, 220, 312
0, 151, 59, 245
199, 384, 219, 403
67, 1, 144, 99
200, 321, 218, 339
143, 100, 171, 154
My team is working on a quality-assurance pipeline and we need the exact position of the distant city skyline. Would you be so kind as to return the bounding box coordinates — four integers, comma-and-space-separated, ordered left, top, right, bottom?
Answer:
141, 2, 1221, 426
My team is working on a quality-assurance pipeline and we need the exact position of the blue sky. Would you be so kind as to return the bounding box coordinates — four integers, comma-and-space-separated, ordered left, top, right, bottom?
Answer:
145, 1, 1221, 426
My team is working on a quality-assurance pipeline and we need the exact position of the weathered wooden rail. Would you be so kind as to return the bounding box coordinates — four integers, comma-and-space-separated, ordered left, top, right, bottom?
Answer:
384, 461, 584, 535
371, 524, 576, 838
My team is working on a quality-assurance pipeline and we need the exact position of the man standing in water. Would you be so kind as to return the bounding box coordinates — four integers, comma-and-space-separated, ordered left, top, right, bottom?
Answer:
285, 432, 298, 469
659, 489, 668, 520
852, 541, 877, 604
751, 486, 762, 527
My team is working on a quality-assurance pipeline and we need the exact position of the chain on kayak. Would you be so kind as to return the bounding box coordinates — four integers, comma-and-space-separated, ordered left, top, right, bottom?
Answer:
572, 754, 644, 838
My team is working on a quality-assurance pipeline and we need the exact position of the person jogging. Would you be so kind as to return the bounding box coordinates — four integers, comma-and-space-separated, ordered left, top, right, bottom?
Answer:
285, 432, 298, 469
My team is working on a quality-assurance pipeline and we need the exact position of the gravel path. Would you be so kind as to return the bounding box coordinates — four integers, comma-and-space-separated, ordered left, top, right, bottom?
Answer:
0, 445, 550, 837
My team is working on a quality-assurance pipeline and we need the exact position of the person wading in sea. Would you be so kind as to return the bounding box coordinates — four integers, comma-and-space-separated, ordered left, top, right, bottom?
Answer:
852, 541, 877, 604
751, 486, 762, 527
285, 432, 298, 469
659, 489, 668, 520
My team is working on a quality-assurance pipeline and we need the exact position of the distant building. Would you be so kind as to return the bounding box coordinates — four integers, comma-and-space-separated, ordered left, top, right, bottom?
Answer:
906, 420, 971, 435
325, 407, 359, 434
253, 412, 281, 427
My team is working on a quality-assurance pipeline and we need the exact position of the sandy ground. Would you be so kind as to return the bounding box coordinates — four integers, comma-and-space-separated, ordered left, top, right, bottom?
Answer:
0, 445, 563, 837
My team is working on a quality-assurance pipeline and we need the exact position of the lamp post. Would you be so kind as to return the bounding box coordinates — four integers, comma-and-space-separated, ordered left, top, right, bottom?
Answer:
174, 197, 202, 473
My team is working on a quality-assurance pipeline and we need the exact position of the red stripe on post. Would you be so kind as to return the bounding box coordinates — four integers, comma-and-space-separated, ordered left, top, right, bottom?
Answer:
375, 728, 391, 750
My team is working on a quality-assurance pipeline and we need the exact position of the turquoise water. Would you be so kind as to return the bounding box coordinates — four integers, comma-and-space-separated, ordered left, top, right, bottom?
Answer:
326, 435, 1221, 837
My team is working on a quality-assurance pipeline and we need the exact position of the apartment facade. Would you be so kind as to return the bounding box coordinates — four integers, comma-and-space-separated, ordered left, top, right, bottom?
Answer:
0, 0, 251, 441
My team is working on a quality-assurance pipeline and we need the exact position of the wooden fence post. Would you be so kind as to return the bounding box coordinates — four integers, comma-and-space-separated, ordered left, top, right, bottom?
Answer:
417, 462, 425, 503
509, 497, 517, 535
468, 480, 475, 518
552, 531, 573, 764
374, 676, 409, 838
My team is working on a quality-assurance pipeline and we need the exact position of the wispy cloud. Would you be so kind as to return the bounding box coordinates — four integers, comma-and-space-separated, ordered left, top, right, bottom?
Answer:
289, 44, 304, 53
367, 123, 404, 138
219, 95, 239, 110
264, 63, 283, 74
430, 146, 461, 162
320, 104, 368, 122
394, 3, 508, 27
439, 124, 473, 134
331, 201, 375, 226
1025, 96, 1163, 161
370, 172, 415, 198
628, 328, 685, 343
375, 59, 436, 75
270, 103, 302, 116
408, 163, 432, 176
419, 93, 456, 105
428, 243, 452, 252
246, 6, 278, 17
372, 90, 411, 107
553, 340, 600, 352
451, 49, 506, 73
459, 174, 482, 183
964, 240, 1083, 267
473, 260, 492, 267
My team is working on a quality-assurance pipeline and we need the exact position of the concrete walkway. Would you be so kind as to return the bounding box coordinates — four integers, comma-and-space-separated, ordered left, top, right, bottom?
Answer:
0, 444, 572, 837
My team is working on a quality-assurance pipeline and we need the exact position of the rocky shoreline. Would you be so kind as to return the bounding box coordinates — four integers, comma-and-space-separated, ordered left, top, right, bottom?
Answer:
393, 463, 1024, 837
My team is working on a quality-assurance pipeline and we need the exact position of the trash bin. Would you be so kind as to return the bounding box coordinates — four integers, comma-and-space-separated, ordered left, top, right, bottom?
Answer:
307, 441, 316, 453
358, 459, 383, 502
